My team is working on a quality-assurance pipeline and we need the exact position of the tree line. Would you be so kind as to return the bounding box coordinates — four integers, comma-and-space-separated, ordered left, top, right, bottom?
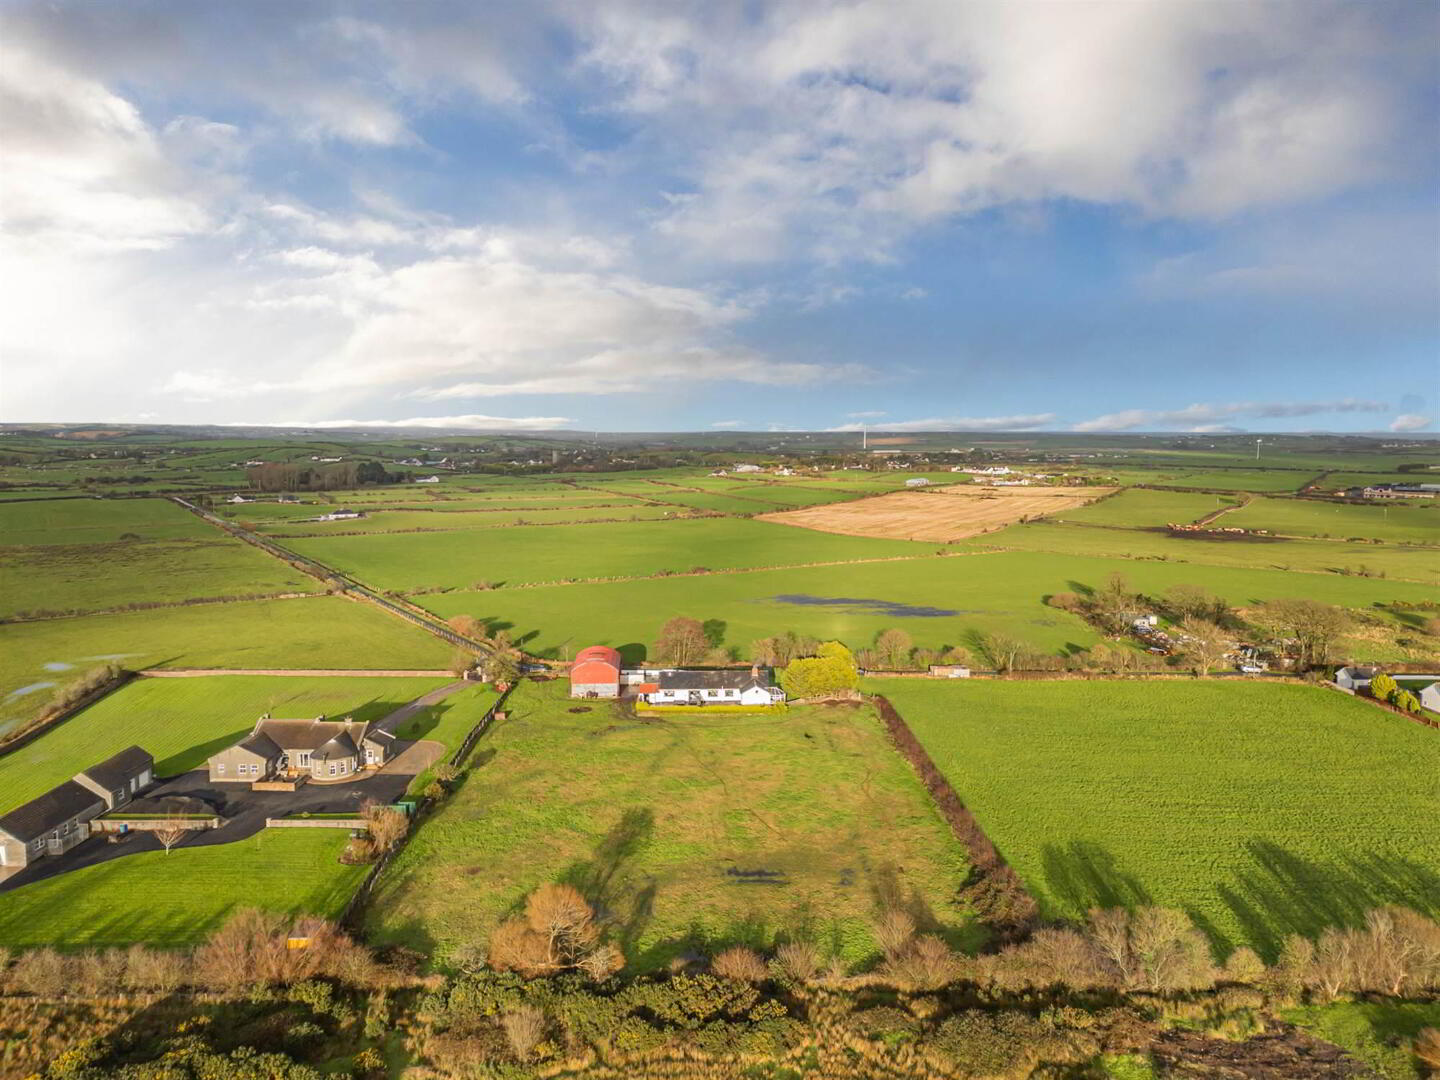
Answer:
245, 461, 408, 492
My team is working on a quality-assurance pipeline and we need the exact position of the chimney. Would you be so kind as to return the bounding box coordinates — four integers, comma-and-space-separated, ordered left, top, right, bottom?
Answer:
750, 664, 760, 678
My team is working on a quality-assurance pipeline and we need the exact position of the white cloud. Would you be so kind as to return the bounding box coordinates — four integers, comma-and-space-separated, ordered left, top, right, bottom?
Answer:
0, 41, 212, 253
1390, 414, 1433, 433
710, 420, 744, 428
847, 410, 888, 419
265, 414, 573, 431
830, 413, 1056, 432
1075, 399, 1391, 432
579, 0, 1417, 261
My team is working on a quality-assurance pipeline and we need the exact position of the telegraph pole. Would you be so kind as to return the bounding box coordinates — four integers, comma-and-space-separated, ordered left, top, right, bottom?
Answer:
862, 424, 868, 451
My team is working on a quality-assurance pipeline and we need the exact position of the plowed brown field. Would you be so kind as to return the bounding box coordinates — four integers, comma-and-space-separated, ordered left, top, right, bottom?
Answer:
757, 485, 1115, 542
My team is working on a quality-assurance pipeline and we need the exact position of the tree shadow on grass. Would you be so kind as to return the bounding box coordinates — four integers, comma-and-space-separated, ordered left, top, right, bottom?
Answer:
557, 807, 655, 916
1215, 840, 1440, 962
1039, 841, 1152, 916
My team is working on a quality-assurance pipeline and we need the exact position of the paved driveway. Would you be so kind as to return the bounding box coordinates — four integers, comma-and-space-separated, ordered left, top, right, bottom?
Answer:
0, 741, 437, 894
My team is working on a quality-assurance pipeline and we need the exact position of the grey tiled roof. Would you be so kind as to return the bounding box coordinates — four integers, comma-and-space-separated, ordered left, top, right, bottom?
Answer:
0, 781, 105, 842
74, 745, 153, 791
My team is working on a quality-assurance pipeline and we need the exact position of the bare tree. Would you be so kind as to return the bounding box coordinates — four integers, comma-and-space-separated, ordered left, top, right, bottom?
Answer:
1252, 598, 1351, 670
154, 814, 189, 855
654, 616, 708, 665
1178, 617, 1231, 676
873, 628, 915, 669
488, 883, 619, 981
362, 804, 409, 853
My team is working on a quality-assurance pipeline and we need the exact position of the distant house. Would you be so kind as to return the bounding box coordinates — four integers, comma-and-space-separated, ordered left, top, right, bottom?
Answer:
0, 746, 154, 871
317, 508, 363, 521
1418, 683, 1440, 713
570, 646, 622, 698
642, 668, 784, 707
415, 475, 441, 484
207, 717, 395, 785
929, 665, 971, 679
905, 478, 930, 488
1335, 666, 1380, 692
228, 494, 254, 504
733, 464, 764, 473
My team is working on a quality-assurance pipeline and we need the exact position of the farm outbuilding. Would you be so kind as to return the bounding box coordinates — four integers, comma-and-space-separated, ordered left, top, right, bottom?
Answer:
570, 645, 622, 698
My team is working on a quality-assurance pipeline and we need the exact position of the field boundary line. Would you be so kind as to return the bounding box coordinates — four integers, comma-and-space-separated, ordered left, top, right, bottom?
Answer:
137, 669, 456, 678
168, 496, 498, 659
868, 693, 1038, 943
340, 680, 516, 932
0, 590, 323, 626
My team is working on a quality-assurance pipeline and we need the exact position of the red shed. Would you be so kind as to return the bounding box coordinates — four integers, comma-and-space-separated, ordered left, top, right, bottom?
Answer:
570, 645, 622, 698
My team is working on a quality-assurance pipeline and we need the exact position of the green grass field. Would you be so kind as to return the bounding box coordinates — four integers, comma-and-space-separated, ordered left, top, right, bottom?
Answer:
0, 497, 214, 545
1282, 1001, 1440, 1080
867, 679, 1440, 959
1053, 489, 1239, 528
366, 679, 975, 971
982, 521, 1439, 585
0, 830, 366, 948
285, 517, 938, 592
261, 504, 685, 536
0, 674, 448, 813
0, 537, 323, 618
1090, 468, 1320, 492
1220, 496, 1439, 544
0, 596, 454, 736
419, 548, 1439, 664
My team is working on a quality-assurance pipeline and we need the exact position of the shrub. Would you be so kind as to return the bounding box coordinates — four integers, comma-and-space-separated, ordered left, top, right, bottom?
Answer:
711, 947, 769, 983
501, 1005, 546, 1061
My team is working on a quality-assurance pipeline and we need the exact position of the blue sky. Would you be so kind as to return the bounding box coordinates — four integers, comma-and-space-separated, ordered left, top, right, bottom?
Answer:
2, 0, 1436, 433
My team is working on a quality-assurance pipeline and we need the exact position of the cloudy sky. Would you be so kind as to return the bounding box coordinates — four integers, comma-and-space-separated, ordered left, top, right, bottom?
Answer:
2, 0, 1436, 433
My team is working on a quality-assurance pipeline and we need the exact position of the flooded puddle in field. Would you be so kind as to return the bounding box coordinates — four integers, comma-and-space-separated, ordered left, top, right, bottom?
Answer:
43, 662, 74, 672
768, 594, 964, 618
5, 681, 56, 702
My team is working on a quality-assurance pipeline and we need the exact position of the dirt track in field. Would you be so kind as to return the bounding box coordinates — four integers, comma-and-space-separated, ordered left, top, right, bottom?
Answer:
757, 485, 1115, 542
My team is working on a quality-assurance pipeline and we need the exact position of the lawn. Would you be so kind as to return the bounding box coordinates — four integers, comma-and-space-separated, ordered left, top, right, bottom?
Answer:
981, 521, 1439, 585
0, 537, 321, 618
1053, 489, 1239, 528
0, 596, 454, 736
365, 679, 975, 971
418, 548, 1440, 664
867, 679, 1440, 959
284, 517, 938, 592
0, 830, 366, 948
0, 674, 449, 813
1220, 496, 1439, 544
0, 497, 214, 545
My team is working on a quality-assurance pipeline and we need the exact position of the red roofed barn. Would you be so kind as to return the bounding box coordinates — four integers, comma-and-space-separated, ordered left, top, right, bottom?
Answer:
570, 645, 622, 698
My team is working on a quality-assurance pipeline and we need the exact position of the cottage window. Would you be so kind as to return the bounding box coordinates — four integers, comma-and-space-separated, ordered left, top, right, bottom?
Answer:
216, 762, 226, 775
328, 763, 336, 776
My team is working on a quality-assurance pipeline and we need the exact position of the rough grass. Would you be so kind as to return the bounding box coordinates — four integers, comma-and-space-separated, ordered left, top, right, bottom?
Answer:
0, 830, 365, 948
867, 679, 1440, 958
1087, 468, 1319, 492
0, 674, 448, 813
1220, 496, 1439, 544
1281, 1001, 1440, 1080
417, 548, 1440, 664
0, 596, 453, 735
366, 679, 976, 971
285, 517, 937, 592
1054, 489, 1239, 528
0, 537, 322, 618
